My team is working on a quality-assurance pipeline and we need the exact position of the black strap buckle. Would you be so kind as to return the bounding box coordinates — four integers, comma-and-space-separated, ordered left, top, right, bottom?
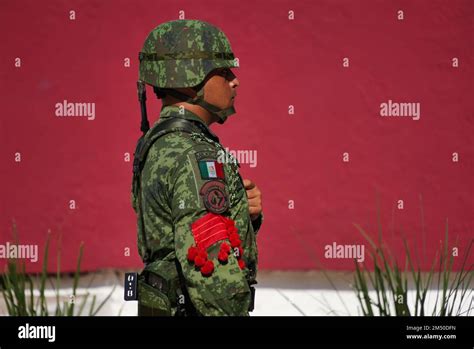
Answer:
249, 286, 256, 312
145, 271, 169, 294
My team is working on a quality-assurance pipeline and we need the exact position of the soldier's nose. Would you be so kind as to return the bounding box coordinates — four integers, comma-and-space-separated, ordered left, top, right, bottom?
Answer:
231, 77, 240, 88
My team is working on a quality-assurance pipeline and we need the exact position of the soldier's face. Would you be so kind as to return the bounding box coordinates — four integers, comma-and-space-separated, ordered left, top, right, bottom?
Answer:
203, 68, 239, 110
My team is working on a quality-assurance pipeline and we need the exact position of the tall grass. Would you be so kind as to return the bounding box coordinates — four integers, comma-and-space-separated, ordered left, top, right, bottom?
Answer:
296, 194, 473, 317
353, 218, 473, 316
1, 224, 114, 316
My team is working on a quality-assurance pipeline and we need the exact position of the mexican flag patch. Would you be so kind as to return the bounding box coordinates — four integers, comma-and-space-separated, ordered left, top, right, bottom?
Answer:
198, 160, 225, 179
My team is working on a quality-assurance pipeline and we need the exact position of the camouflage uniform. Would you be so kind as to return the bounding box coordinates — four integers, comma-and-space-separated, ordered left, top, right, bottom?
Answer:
131, 20, 262, 316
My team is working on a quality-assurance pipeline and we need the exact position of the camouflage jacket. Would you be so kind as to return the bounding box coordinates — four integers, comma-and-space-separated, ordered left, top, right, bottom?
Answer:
131, 105, 261, 316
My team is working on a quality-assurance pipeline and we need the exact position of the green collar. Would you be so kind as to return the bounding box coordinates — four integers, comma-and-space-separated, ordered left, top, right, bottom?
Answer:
158, 105, 205, 125
157, 105, 220, 142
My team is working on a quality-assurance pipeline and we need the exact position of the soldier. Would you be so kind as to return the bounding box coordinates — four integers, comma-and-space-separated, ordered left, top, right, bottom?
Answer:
131, 19, 263, 316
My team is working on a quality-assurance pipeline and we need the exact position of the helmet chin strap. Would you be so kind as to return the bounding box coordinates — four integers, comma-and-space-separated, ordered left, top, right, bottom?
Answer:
163, 87, 236, 124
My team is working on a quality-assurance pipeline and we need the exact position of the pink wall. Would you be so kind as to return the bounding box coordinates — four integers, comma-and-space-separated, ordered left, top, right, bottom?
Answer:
1, 0, 472, 272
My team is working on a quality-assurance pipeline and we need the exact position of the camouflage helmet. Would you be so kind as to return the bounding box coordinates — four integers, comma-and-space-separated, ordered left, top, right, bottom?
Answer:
138, 19, 239, 124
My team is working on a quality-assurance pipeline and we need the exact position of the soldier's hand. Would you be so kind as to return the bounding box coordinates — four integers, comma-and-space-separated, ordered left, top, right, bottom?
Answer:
243, 179, 262, 221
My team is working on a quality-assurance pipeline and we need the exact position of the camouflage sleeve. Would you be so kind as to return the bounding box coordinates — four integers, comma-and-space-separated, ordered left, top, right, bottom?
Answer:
168, 145, 251, 316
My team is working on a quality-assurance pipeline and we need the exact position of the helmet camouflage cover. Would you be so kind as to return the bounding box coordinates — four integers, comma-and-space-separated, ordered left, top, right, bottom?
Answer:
139, 19, 239, 89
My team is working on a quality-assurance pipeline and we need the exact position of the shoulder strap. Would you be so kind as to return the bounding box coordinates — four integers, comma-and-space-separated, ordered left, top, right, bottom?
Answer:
133, 117, 207, 315
134, 118, 201, 174
132, 117, 202, 263
134, 117, 219, 264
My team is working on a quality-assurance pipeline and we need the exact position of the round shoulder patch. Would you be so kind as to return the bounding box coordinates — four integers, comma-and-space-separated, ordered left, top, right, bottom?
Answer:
199, 180, 229, 214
